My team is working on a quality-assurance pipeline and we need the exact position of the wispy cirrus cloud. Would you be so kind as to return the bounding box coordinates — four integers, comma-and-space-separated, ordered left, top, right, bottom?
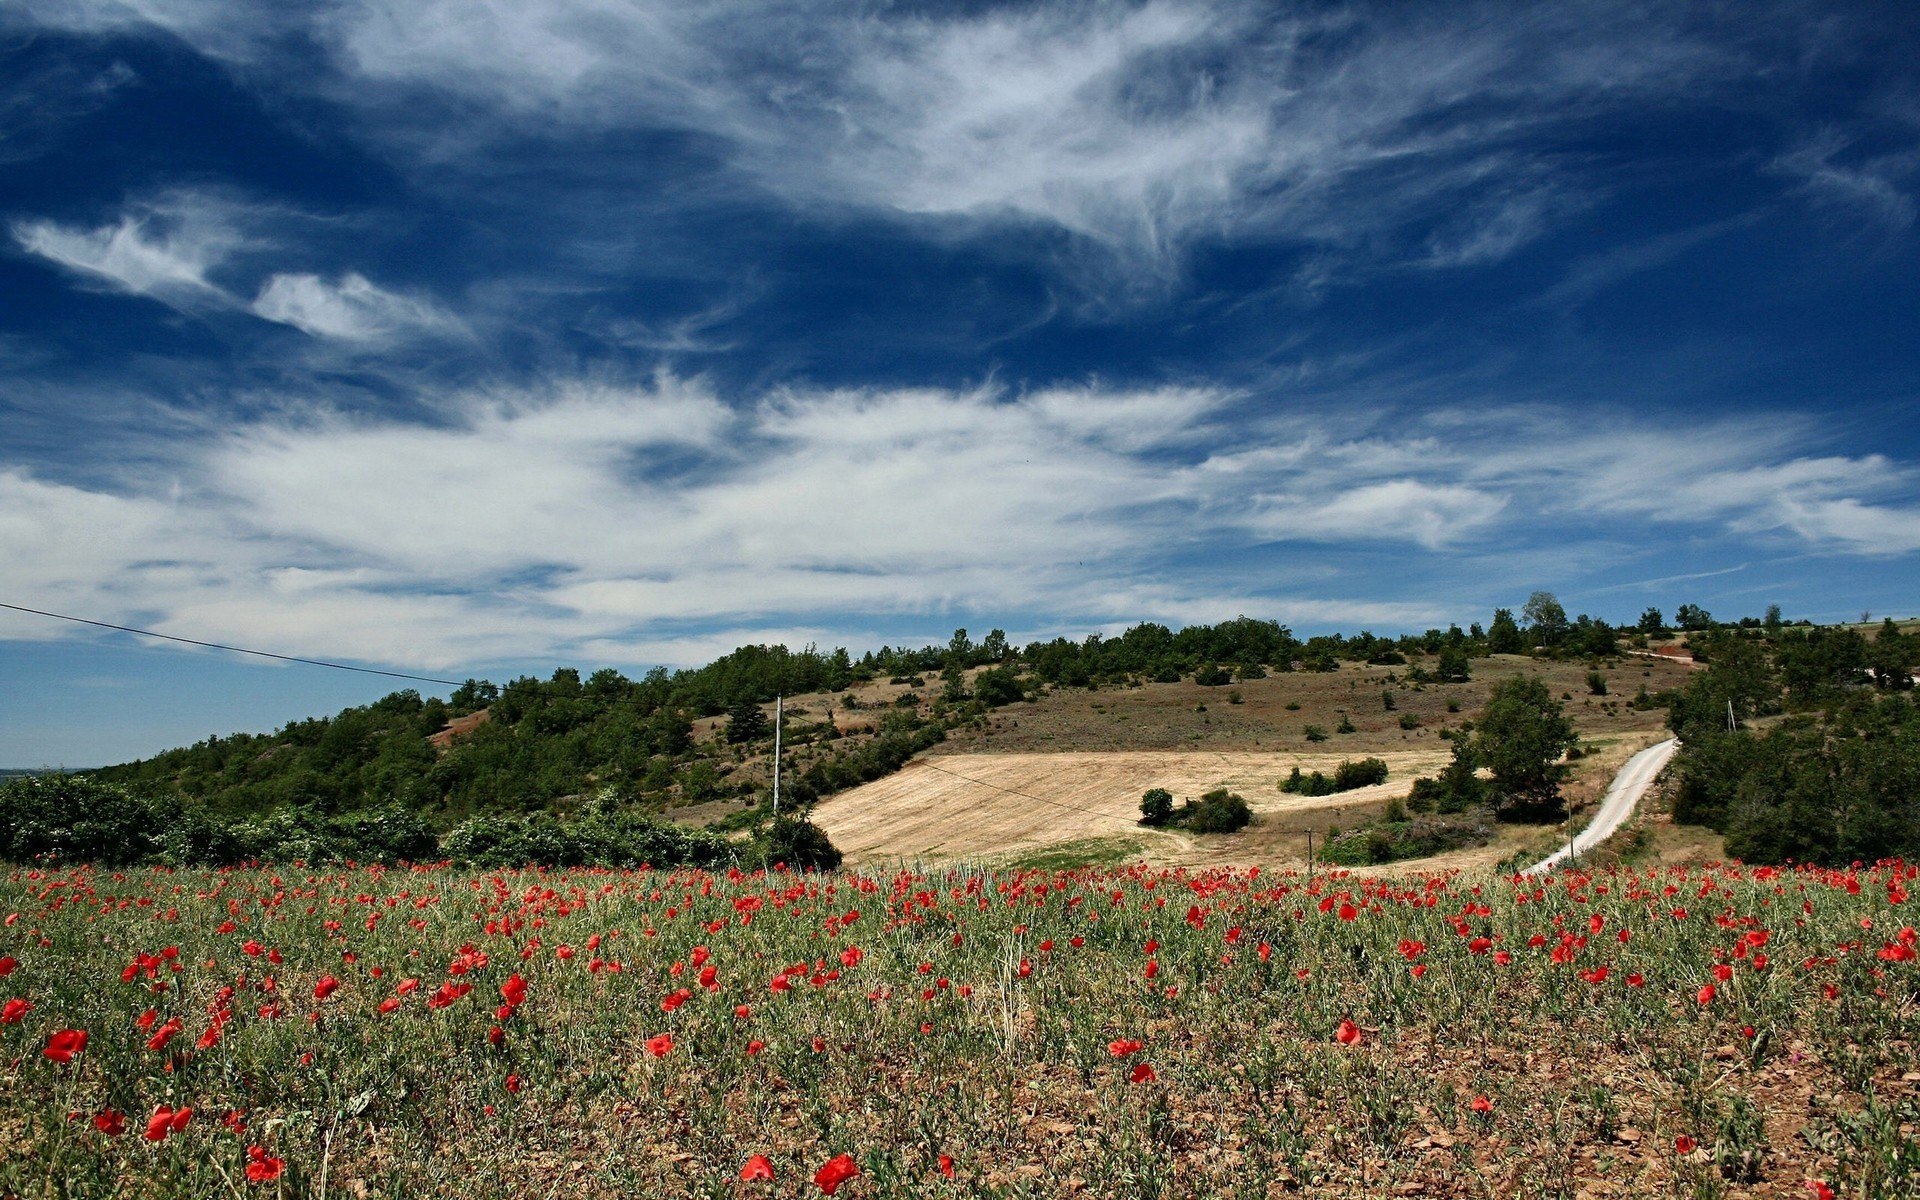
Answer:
11, 0, 1803, 288
3, 374, 1916, 670
251, 272, 462, 343
13, 191, 464, 345
11, 191, 246, 307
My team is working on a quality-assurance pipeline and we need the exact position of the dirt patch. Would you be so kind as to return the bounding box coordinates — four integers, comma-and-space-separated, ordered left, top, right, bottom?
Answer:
813, 749, 1450, 868
427, 707, 490, 750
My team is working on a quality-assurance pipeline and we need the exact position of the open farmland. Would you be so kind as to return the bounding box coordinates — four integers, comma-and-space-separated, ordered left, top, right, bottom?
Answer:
813, 750, 1450, 867
1, 859, 1914, 1198
807, 654, 1694, 870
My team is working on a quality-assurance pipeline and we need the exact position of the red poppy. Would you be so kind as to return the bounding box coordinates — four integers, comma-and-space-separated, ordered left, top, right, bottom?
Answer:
1107, 1038, 1144, 1058
1, 997, 31, 1023
144, 1105, 191, 1142
505, 1073, 522, 1093
740, 1154, 775, 1182
43, 1029, 87, 1063
1807, 1182, 1834, 1200
1129, 1062, 1156, 1084
1335, 1019, 1363, 1046
92, 1109, 127, 1136
646, 1032, 674, 1057
500, 973, 527, 1007
313, 976, 340, 1001
245, 1146, 285, 1182
1470, 1095, 1493, 1113
814, 1154, 859, 1195
0, 956, 15, 976
1675, 1135, 1697, 1154
1697, 984, 1716, 1005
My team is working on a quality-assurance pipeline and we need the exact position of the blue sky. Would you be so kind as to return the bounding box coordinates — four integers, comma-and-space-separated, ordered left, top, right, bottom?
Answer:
4, 1, 1919, 766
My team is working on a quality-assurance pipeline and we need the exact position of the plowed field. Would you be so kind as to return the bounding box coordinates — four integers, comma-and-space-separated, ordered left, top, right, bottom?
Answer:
814, 748, 1453, 866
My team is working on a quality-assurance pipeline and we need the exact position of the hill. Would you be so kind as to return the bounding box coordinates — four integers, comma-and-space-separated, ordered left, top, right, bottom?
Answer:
12, 606, 1915, 871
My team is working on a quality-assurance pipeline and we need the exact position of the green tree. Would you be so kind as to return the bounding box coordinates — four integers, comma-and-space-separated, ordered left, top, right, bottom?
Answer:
1521, 591, 1568, 648
1488, 608, 1524, 655
726, 698, 769, 744
1474, 675, 1578, 821
1638, 607, 1665, 635
1138, 788, 1174, 826
1675, 603, 1713, 631
1436, 646, 1472, 683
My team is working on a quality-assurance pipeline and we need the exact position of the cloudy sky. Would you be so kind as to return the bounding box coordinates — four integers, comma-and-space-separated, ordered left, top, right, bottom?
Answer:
4, 1, 1919, 765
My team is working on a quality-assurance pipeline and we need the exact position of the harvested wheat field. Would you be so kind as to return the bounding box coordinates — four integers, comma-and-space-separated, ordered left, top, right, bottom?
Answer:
814, 748, 1452, 866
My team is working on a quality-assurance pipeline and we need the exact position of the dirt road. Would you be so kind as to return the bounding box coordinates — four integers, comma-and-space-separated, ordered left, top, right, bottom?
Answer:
1521, 738, 1679, 876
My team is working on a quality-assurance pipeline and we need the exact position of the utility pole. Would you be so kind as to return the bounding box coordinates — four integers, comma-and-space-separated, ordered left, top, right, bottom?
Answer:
772, 695, 782, 816
1306, 829, 1315, 881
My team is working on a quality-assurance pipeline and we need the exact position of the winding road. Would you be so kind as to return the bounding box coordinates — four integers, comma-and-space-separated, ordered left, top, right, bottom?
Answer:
1520, 737, 1679, 876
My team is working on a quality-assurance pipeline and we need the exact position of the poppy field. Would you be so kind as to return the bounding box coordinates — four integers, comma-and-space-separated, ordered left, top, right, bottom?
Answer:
2, 857, 1916, 1199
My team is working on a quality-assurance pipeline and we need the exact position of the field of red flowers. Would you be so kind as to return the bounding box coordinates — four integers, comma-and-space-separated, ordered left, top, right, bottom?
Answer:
2, 857, 1915, 1198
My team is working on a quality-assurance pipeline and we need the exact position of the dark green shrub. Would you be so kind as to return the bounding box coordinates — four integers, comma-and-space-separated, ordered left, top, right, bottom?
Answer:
1333, 757, 1389, 790
752, 815, 842, 871
1139, 788, 1175, 826
1185, 788, 1251, 833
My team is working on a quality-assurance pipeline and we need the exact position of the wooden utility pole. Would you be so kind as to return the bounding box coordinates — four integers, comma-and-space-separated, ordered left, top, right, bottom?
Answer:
772, 695, 782, 816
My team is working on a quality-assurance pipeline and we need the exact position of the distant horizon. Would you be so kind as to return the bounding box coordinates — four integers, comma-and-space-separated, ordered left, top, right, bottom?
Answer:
5, 2, 1918, 767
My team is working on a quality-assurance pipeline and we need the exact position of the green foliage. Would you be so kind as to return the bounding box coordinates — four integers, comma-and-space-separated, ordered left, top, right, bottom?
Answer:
1194, 664, 1232, 686
1184, 788, 1252, 833
972, 666, 1026, 708
1318, 813, 1493, 865
1335, 714, 1356, 734
750, 815, 843, 871
1303, 725, 1328, 742
1436, 646, 1472, 682
1523, 592, 1569, 647
1586, 670, 1609, 696
1474, 675, 1578, 821
1138, 787, 1174, 826
0, 774, 175, 865
1488, 608, 1525, 655
1675, 603, 1714, 631
1406, 740, 1485, 815
726, 698, 770, 744
1279, 758, 1386, 797
440, 805, 737, 869
1333, 757, 1390, 789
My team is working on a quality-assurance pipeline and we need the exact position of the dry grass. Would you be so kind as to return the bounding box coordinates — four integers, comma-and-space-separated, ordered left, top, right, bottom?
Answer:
811, 655, 1694, 870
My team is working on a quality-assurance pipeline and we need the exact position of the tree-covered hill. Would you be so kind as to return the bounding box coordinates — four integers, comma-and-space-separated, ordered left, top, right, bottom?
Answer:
12, 599, 1913, 869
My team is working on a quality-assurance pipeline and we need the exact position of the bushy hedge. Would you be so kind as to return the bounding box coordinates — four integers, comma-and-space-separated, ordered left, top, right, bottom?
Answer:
1280, 758, 1389, 797
0, 774, 839, 871
1319, 813, 1493, 866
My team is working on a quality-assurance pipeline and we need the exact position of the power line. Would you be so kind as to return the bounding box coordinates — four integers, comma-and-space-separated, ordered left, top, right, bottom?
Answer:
0, 602, 468, 688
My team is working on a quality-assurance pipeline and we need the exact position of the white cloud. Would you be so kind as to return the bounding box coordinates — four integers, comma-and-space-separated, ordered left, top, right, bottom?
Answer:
252, 272, 461, 342
17, 1, 1770, 281
11, 194, 243, 305
1772, 131, 1918, 231
6, 375, 1917, 672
